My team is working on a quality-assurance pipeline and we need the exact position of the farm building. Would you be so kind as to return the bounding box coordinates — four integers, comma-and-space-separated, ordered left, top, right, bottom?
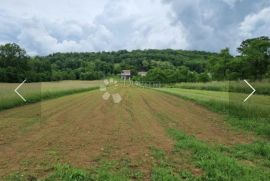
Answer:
120, 70, 131, 79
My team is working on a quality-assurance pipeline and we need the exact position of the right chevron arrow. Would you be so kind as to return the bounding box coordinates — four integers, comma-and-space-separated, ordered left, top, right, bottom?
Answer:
243, 80, 256, 102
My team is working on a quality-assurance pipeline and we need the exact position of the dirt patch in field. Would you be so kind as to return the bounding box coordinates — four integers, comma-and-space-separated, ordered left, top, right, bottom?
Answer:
0, 88, 173, 179
139, 88, 254, 145
0, 86, 254, 179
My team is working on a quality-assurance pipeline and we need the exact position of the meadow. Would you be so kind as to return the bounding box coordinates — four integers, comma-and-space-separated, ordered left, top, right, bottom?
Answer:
0, 80, 100, 111
171, 79, 270, 95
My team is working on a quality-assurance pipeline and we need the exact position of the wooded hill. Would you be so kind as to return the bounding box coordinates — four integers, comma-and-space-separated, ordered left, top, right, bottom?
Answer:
0, 36, 269, 83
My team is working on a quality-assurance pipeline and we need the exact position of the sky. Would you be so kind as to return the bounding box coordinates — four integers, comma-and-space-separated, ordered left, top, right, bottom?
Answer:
0, 0, 269, 55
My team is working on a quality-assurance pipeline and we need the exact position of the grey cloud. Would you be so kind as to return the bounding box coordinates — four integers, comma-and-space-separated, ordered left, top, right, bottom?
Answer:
0, 11, 21, 44
163, 0, 270, 53
0, 0, 269, 55
239, 7, 270, 37
0, 0, 188, 55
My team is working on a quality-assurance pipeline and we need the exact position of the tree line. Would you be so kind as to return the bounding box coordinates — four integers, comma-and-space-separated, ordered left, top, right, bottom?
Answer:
0, 36, 269, 83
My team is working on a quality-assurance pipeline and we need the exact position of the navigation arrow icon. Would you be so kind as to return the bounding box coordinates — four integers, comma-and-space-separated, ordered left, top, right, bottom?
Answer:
15, 79, 27, 102
243, 80, 256, 102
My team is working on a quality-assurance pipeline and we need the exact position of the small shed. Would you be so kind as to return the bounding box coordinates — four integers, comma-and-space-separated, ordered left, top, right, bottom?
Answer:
120, 70, 131, 79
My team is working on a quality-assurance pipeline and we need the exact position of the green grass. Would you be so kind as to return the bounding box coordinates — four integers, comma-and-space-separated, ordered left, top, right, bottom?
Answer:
221, 141, 270, 169
150, 128, 270, 181
173, 80, 270, 95
150, 147, 182, 181
6, 132, 270, 181
167, 128, 270, 181
0, 80, 100, 111
4, 164, 91, 181
157, 88, 270, 138
5, 159, 143, 181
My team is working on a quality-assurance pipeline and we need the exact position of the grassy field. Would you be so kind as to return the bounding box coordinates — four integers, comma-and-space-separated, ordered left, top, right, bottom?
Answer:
172, 80, 270, 95
0, 85, 270, 180
0, 80, 100, 111
157, 88, 270, 138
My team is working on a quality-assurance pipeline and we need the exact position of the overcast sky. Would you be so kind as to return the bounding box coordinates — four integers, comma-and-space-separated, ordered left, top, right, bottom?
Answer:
0, 0, 269, 55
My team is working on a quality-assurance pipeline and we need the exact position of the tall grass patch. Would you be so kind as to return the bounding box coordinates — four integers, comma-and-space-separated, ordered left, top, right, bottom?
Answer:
0, 80, 100, 111
174, 80, 270, 95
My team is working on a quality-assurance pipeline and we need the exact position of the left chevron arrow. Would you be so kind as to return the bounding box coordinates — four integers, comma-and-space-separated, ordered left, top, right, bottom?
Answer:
14, 79, 27, 102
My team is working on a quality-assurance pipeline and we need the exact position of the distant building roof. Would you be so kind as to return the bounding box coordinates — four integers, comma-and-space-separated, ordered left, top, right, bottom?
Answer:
121, 70, 131, 76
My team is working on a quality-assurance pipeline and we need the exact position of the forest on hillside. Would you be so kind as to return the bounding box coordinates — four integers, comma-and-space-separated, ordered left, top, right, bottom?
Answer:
0, 36, 269, 83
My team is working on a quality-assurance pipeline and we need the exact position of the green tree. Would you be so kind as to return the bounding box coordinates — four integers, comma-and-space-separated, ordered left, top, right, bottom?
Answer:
208, 48, 233, 80
198, 72, 210, 82
0, 43, 29, 82
144, 68, 167, 83
237, 36, 270, 80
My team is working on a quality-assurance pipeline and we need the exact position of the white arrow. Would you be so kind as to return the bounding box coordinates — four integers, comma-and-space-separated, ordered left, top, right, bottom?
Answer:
15, 79, 27, 102
243, 80, 256, 102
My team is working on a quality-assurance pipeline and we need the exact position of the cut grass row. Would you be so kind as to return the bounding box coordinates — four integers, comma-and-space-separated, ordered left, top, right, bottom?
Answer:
0, 80, 100, 111
157, 88, 270, 138
171, 80, 270, 95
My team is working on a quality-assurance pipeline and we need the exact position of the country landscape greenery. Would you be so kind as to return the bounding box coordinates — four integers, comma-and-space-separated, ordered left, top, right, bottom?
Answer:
1, 0, 270, 179
0, 36, 270, 181
1, 36, 270, 83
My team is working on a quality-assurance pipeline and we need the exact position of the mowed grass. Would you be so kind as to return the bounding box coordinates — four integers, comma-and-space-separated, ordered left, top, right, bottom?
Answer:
0, 80, 100, 111
157, 88, 270, 138
173, 80, 270, 95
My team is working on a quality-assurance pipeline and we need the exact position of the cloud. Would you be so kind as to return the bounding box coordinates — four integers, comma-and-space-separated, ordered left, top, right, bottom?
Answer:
0, 11, 20, 44
0, 0, 269, 55
0, 0, 188, 55
222, 0, 242, 8
0, 0, 107, 23
94, 0, 188, 50
239, 7, 270, 38
163, 0, 270, 53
